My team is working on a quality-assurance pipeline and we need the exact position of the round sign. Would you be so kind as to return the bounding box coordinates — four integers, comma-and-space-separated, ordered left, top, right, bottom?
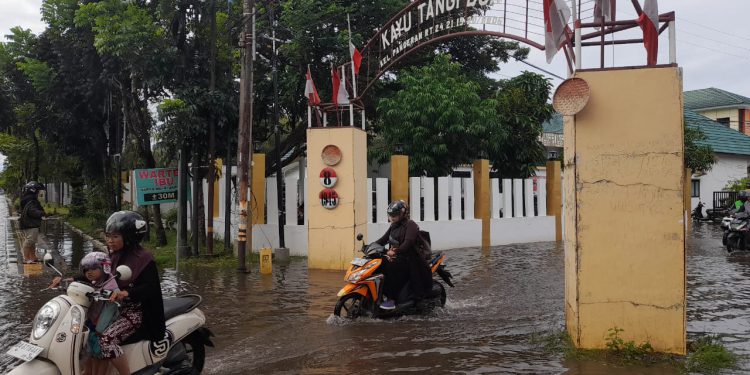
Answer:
321, 145, 342, 166
319, 167, 338, 188
319, 188, 340, 209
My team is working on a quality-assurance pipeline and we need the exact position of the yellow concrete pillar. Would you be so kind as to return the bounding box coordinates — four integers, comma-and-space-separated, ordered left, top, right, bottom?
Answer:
307, 127, 368, 270
685, 168, 692, 233
251, 154, 266, 225
213, 159, 222, 218
473, 160, 490, 250
564, 67, 686, 354
546, 160, 562, 242
390, 155, 409, 203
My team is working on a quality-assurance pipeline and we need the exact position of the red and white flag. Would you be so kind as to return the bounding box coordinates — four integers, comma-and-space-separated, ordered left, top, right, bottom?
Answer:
593, 0, 616, 26
636, 0, 659, 65
304, 66, 321, 106
349, 41, 362, 75
331, 65, 349, 105
543, 0, 571, 63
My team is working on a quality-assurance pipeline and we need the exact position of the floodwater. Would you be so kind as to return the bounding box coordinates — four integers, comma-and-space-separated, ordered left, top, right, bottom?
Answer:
1, 198, 749, 373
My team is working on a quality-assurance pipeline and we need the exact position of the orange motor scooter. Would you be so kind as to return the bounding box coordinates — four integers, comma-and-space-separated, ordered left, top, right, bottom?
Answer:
333, 234, 454, 319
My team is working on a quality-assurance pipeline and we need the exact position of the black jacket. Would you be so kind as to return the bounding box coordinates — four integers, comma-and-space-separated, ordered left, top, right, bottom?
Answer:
19, 194, 45, 229
124, 261, 167, 342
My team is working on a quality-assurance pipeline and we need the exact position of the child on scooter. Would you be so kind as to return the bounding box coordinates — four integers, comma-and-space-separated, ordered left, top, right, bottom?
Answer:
50, 251, 120, 374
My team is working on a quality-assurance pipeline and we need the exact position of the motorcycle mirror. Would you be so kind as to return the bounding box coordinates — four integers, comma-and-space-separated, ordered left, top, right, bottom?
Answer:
356, 233, 363, 241
43, 252, 53, 267
116, 265, 132, 281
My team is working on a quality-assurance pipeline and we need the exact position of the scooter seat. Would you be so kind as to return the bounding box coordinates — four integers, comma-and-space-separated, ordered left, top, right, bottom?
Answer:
163, 295, 202, 320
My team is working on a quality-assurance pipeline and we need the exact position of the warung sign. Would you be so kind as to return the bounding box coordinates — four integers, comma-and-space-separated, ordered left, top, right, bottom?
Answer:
135, 168, 187, 205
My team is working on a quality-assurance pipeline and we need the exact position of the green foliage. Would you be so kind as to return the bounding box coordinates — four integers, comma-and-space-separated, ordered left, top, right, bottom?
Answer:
724, 177, 750, 192
604, 327, 655, 364
685, 127, 716, 173
686, 336, 738, 374
374, 54, 499, 176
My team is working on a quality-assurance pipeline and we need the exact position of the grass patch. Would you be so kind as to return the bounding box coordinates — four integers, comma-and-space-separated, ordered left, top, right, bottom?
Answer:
535, 328, 737, 373
685, 336, 738, 374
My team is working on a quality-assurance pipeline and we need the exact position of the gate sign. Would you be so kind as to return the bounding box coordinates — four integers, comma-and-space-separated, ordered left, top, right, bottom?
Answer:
319, 189, 339, 209
135, 168, 180, 205
320, 167, 338, 188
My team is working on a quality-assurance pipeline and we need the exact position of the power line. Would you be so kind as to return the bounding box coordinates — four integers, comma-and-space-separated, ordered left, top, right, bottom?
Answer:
677, 16, 750, 43
515, 59, 565, 80
678, 29, 750, 54
678, 39, 750, 61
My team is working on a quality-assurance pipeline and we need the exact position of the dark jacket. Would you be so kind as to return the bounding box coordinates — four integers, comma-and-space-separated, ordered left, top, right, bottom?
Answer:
19, 194, 45, 229
123, 260, 166, 342
376, 219, 432, 298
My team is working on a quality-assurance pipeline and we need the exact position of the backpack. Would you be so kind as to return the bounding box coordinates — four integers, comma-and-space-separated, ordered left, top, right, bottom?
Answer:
417, 229, 432, 261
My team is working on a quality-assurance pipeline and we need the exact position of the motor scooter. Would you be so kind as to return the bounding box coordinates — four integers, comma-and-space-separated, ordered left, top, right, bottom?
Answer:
333, 234, 454, 319
725, 217, 750, 252
6, 252, 214, 375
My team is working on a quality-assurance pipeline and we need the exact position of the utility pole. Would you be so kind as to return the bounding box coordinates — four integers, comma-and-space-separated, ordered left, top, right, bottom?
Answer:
236, 0, 256, 272
270, 3, 285, 249
177, 146, 190, 258
224, 0, 233, 255
206, 0, 217, 256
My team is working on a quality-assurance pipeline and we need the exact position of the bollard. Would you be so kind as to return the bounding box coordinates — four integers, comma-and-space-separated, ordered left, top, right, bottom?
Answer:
260, 247, 273, 274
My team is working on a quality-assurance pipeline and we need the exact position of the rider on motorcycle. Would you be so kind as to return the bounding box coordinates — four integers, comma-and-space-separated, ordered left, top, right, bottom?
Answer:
374, 200, 432, 310
734, 191, 750, 219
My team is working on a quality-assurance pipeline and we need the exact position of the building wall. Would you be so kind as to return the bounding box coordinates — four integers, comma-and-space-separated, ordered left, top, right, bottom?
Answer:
696, 108, 740, 131
690, 153, 750, 211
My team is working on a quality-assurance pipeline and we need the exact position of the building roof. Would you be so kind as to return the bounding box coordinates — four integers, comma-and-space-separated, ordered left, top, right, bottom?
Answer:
685, 110, 750, 156
542, 113, 563, 134
684, 88, 750, 110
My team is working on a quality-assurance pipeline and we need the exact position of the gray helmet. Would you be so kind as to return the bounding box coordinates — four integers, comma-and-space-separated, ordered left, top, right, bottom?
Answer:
79, 251, 112, 275
387, 200, 408, 218
106, 211, 148, 247
22, 181, 45, 194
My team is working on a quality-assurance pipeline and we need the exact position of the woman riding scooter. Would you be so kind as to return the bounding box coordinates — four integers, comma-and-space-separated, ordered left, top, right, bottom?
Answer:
374, 200, 432, 310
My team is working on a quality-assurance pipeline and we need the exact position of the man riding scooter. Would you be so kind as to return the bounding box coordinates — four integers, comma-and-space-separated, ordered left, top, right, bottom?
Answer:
373, 200, 432, 310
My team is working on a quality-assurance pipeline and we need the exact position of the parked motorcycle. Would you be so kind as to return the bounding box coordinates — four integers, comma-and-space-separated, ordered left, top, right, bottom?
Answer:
6, 253, 214, 375
725, 217, 749, 252
333, 234, 454, 319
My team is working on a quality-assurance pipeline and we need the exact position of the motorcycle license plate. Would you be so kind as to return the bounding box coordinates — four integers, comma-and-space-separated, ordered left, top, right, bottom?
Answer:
351, 258, 368, 267
6, 341, 44, 362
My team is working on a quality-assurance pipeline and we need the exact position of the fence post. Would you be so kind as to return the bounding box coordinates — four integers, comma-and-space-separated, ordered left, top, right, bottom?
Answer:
473, 160, 490, 250
546, 161, 562, 242
391, 155, 409, 203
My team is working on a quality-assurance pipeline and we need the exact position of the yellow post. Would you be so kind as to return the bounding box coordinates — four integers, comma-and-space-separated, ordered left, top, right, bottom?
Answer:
564, 67, 686, 354
685, 168, 692, 233
546, 160, 562, 242
473, 160, 490, 250
251, 154, 266, 225
260, 247, 273, 274
307, 127, 368, 270
213, 159, 222, 218
390, 155, 409, 203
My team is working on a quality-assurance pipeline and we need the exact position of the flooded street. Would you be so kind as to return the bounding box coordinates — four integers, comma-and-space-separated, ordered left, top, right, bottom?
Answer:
1, 198, 749, 373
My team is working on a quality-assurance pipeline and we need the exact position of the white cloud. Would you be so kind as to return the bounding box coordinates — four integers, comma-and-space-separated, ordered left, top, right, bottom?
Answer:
0, 0, 45, 37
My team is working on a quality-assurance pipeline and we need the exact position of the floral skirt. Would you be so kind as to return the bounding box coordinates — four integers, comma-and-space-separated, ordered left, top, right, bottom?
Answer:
96, 303, 143, 359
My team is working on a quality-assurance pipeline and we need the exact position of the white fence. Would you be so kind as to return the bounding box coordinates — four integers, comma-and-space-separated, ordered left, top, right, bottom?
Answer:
124, 167, 557, 256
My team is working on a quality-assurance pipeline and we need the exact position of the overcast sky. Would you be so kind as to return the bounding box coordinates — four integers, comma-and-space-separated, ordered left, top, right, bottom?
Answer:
1, 0, 749, 95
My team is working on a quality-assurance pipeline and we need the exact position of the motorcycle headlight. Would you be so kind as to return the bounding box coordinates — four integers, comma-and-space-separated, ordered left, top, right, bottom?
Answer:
33, 301, 61, 340
70, 306, 83, 334
347, 262, 377, 282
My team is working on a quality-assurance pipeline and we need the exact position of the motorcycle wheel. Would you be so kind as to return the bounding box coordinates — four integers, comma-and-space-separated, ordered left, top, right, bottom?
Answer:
183, 331, 206, 374
334, 293, 365, 319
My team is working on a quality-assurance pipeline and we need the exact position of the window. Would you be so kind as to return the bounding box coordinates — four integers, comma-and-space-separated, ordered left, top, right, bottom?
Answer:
717, 117, 731, 127
691, 179, 701, 198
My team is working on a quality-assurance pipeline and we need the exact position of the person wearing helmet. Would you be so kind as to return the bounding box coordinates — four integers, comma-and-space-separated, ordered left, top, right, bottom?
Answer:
734, 191, 750, 219
373, 200, 432, 310
95, 210, 166, 375
17, 181, 46, 263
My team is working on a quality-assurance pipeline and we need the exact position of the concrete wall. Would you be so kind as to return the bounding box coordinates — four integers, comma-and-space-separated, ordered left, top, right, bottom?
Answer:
565, 67, 686, 354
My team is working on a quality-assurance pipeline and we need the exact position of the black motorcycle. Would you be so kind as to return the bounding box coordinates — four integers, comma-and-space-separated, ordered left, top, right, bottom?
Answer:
725, 217, 749, 252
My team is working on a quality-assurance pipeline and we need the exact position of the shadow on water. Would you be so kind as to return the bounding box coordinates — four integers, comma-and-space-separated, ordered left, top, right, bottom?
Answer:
1, 204, 749, 373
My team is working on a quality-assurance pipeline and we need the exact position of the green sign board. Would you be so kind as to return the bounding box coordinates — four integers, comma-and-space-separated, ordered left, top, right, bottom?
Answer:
135, 168, 183, 205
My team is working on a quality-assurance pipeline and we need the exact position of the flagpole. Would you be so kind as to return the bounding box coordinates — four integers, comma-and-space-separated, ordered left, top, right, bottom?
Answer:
307, 64, 312, 128
573, 0, 581, 70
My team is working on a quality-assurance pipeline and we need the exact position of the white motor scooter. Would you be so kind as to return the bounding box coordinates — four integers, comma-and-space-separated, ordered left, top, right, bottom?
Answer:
6, 253, 214, 375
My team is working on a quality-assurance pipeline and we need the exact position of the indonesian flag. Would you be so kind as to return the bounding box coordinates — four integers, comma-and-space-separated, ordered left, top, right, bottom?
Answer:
304, 67, 321, 106
543, 0, 571, 63
349, 41, 362, 75
636, 0, 659, 65
593, 0, 616, 26
331, 65, 350, 105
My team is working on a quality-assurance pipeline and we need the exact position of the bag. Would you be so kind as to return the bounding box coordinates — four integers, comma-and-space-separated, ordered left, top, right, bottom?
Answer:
417, 230, 432, 261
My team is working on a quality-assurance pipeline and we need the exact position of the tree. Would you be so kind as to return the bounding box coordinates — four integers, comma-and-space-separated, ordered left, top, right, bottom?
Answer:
684, 127, 715, 174
373, 55, 500, 176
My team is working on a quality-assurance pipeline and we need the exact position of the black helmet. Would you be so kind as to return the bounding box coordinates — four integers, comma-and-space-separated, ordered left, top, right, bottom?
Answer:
387, 200, 408, 218
106, 211, 148, 247
22, 181, 45, 194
